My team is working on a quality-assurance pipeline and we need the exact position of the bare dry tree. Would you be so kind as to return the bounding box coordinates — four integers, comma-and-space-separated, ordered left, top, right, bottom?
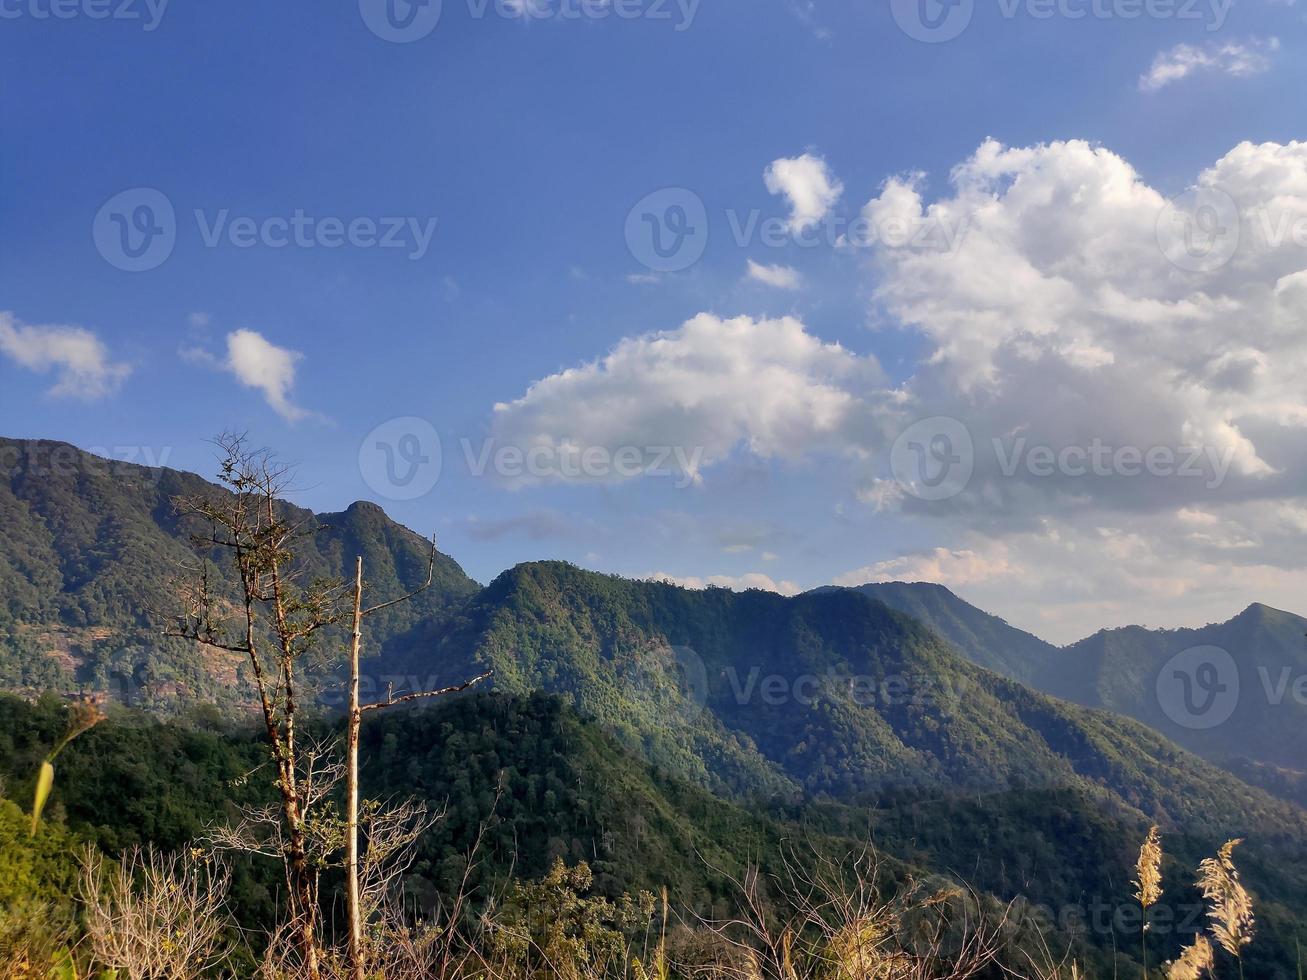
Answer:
342, 543, 492, 980
699, 842, 1006, 980
203, 732, 346, 928
168, 433, 350, 979
79, 845, 234, 980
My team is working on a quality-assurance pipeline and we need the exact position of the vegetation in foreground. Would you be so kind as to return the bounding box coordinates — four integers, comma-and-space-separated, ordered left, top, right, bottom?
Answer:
0, 437, 1302, 977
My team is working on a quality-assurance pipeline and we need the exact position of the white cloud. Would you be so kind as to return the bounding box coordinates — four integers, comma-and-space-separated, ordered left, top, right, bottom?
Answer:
224, 330, 313, 422
844, 136, 1307, 638
489, 138, 1307, 636
764, 153, 843, 233
490, 313, 885, 485
834, 546, 1017, 590
841, 506, 1307, 644
0, 311, 130, 399
746, 260, 803, 289
183, 327, 315, 422
645, 571, 802, 595
862, 138, 1307, 518
1140, 38, 1278, 91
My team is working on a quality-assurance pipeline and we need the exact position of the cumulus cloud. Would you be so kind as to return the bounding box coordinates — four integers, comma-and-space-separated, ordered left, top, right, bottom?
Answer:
1140, 38, 1278, 91
645, 571, 802, 595
0, 311, 131, 399
489, 138, 1307, 634
746, 260, 803, 289
489, 313, 885, 485
862, 138, 1307, 520
764, 153, 843, 233
839, 136, 1307, 636
183, 328, 315, 422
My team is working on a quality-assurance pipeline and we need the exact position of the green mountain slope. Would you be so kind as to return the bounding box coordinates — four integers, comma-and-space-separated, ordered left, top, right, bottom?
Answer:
6, 691, 1301, 977
1055, 602, 1307, 775
0, 437, 479, 709
839, 582, 1057, 685
394, 564, 1306, 838
846, 581, 1307, 785
381, 564, 1307, 970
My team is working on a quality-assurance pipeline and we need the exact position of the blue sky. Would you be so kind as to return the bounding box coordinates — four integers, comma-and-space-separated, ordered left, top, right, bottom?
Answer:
3, 0, 1307, 642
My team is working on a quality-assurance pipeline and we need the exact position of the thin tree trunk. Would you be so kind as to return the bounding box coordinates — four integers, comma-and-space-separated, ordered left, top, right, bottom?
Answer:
346, 557, 365, 980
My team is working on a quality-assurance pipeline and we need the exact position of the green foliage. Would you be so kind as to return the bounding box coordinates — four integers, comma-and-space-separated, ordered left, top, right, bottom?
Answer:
0, 797, 81, 969
487, 858, 655, 979
861, 581, 1307, 782
0, 438, 479, 712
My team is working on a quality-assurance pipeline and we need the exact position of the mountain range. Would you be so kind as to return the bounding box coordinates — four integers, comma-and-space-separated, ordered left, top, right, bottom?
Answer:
3, 436, 1306, 974
847, 582, 1307, 802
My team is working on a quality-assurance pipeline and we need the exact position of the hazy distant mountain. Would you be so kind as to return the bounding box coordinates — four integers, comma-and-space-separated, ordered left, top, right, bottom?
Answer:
842, 580, 1307, 796
1056, 602, 1307, 773
0, 437, 479, 707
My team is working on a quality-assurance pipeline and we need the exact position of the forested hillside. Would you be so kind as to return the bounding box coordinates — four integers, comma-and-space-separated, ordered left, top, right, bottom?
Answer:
5, 691, 1297, 977
0, 438, 478, 708
851, 581, 1307, 794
